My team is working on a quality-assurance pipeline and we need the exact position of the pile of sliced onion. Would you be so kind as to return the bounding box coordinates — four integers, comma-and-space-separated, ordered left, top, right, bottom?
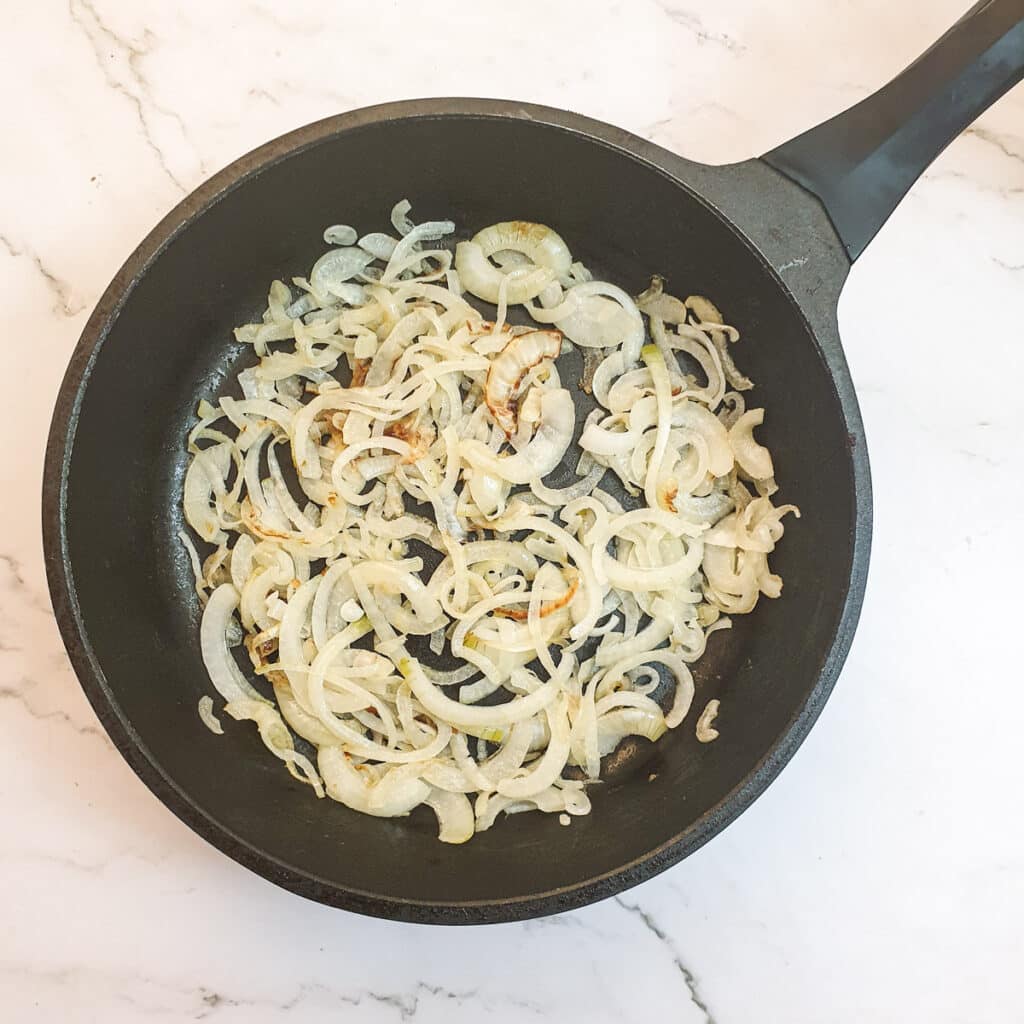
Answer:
182, 202, 798, 842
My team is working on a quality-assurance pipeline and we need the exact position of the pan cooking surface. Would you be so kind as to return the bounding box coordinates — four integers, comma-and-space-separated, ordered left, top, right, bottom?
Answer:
49, 106, 860, 921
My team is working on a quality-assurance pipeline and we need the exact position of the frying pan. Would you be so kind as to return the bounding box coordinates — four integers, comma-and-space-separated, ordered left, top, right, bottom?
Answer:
43, 1, 1024, 924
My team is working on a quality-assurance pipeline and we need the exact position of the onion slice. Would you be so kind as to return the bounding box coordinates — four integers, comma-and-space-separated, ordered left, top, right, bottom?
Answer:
182, 207, 797, 843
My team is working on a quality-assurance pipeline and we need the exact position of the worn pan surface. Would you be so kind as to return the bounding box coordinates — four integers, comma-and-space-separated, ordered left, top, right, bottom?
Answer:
43, 3, 1023, 923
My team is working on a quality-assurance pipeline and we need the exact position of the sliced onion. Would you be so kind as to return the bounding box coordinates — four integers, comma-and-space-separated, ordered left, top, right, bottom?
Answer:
311, 247, 374, 303
696, 699, 721, 742
200, 584, 267, 704
424, 788, 475, 843
197, 695, 223, 735
225, 698, 324, 797
729, 409, 774, 481
597, 707, 666, 754
319, 747, 428, 816
184, 208, 797, 844
398, 655, 559, 733
556, 282, 644, 357
183, 443, 232, 543
496, 694, 571, 799
455, 221, 571, 305
324, 224, 358, 246
460, 388, 574, 485
359, 232, 399, 260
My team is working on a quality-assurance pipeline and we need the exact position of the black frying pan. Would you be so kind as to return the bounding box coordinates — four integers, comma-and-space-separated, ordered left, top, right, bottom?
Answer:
43, 2, 1024, 924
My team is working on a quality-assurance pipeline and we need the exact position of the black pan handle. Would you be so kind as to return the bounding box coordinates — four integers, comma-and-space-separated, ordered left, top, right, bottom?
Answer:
763, 0, 1024, 261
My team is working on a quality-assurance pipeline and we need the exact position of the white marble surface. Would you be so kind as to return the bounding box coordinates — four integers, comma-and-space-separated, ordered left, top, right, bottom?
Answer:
2, 0, 1023, 1020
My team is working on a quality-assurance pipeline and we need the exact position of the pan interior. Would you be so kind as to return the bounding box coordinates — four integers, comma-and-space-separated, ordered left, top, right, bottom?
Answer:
63, 114, 856, 910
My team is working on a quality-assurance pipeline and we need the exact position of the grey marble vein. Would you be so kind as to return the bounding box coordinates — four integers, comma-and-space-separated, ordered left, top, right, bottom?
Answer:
658, 4, 745, 53
954, 447, 1002, 468
67, 0, 200, 192
0, 964, 545, 1020
0, 553, 54, 617
0, 685, 109, 743
247, 86, 281, 106
0, 551, 29, 589
966, 125, 1024, 167
0, 639, 21, 654
10, 847, 169, 877
922, 166, 1024, 199
993, 256, 1024, 273
642, 116, 676, 141
212, 981, 543, 1021
243, 2, 326, 36
614, 896, 715, 1023
0, 233, 85, 317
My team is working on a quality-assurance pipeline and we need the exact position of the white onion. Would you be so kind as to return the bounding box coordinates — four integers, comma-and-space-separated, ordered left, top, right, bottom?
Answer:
496, 694, 571, 799
272, 678, 338, 745
225, 698, 324, 797
324, 224, 358, 246
729, 409, 774, 481
391, 199, 415, 236
556, 282, 644, 357
425, 788, 475, 843
184, 208, 797, 843
382, 220, 455, 284
359, 232, 399, 260
641, 344, 673, 512
197, 695, 223, 734
183, 443, 231, 543
200, 585, 267, 704
310, 247, 374, 302
696, 699, 721, 742
597, 707, 667, 754
318, 746, 428, 816
579, 420, 636, 457
529, 463, 605, 505
455, 221, 571, 305
398, 654, 558, 734
460, 388, 574, 485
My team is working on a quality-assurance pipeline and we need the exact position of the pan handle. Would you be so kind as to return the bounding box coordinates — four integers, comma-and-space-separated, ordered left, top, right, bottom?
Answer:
762, 0, 1024, 261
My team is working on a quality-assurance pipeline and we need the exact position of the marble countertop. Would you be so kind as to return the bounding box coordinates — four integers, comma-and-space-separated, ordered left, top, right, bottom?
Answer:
3, 1, 1023, 1020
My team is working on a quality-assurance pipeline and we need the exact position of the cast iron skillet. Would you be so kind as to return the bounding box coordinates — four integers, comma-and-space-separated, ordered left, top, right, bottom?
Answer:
44, 2, 1023, 923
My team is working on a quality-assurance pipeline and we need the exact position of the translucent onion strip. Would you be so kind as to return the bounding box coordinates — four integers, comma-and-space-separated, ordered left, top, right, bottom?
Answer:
184, 206, 798, 843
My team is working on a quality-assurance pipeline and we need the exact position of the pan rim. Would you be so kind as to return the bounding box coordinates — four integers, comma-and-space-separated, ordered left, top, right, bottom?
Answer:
42, 97, 871, 924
